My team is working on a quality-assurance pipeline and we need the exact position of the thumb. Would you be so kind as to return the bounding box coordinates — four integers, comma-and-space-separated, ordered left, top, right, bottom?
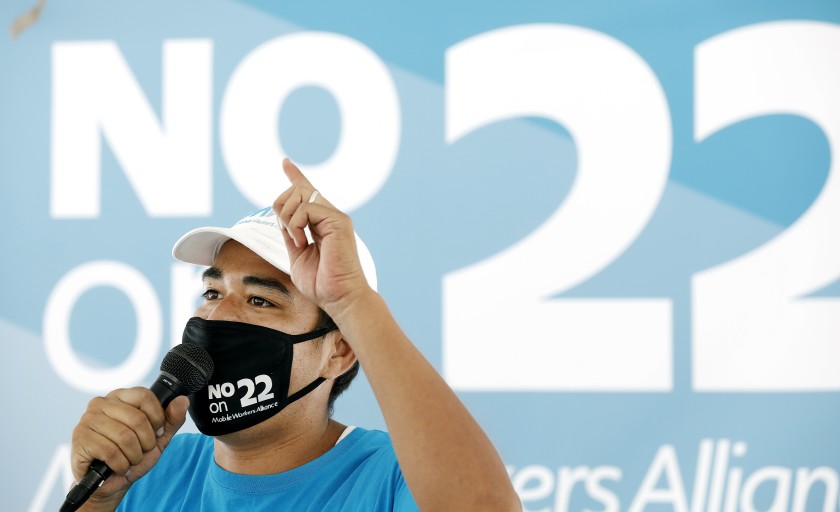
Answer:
157, 396, 189, 450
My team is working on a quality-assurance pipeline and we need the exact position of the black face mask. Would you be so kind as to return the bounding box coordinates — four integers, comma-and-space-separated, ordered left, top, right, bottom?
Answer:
182, 317, 335, 436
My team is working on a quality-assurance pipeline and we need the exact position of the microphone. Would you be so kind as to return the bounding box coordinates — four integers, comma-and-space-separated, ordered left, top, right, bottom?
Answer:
60, 343, 214, 512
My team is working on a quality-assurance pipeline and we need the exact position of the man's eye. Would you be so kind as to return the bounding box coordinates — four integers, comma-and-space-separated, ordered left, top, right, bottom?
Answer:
202, 290, 220, 301
249, 296, 272, 308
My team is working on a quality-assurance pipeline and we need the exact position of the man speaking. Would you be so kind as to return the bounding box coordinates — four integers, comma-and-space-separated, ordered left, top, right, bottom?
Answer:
66, 159, 521, 511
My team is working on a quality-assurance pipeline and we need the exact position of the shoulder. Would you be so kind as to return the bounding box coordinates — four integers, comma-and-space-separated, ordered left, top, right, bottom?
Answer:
344, 427, 391, 449
336, 427, 397, 464
295, 427, 403, 489
329, 428, 418, 510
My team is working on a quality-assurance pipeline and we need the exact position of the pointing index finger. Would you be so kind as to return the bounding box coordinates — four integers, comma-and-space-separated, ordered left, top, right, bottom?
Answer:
282, 158, 312, 187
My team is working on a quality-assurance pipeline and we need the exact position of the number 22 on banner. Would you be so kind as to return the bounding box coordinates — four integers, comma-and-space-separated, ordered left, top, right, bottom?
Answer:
443, 22, 840, 392
693, 22, 840, 391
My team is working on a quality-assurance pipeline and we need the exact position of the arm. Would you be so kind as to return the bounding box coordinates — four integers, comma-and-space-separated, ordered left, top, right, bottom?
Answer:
333, 291, 521, 511
69, 390, 189, 512
275, 159, 521, 512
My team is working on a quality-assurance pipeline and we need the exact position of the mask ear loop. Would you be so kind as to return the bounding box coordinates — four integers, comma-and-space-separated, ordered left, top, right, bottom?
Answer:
284, 324, 337, 404
285, 325, 338, 342
286, 377, 327, 404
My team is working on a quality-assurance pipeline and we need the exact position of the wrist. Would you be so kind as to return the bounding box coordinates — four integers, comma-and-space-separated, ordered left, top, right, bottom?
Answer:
324, 285, 381, 330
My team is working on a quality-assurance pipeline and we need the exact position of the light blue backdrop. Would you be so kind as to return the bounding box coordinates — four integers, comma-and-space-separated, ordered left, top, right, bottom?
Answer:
2, 1, 839, 510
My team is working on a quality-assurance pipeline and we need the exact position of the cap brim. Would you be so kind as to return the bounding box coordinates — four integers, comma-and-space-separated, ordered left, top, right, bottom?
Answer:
172, 224, 377, 290
172, 226, 294, 275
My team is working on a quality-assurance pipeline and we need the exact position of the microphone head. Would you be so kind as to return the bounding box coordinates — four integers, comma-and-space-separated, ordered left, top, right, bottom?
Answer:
160, 344, 215, 393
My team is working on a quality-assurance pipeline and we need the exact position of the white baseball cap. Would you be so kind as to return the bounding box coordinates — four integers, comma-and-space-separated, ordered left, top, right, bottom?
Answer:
172, 206, 377, 290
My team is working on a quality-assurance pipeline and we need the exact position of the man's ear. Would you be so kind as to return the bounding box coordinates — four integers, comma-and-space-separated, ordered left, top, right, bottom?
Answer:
322, 330, 357, 379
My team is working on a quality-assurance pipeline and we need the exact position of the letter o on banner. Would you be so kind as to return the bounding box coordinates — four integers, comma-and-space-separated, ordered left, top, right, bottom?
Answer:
44, 261, 162, 393
220, 32, 400, 212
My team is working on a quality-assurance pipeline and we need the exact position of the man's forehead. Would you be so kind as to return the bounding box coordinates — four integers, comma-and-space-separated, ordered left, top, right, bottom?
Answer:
205, 240, 295, 289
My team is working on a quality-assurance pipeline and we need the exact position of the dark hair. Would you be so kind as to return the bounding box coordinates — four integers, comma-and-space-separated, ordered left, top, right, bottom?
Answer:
315, 309, 359, 416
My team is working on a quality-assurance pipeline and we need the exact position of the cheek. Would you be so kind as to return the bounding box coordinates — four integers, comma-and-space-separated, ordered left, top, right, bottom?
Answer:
289, 343, 323, 382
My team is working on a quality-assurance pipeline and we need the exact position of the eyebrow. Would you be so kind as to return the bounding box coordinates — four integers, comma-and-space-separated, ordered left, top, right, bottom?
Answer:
202, 267, 223, 281
202, 267, 292, 298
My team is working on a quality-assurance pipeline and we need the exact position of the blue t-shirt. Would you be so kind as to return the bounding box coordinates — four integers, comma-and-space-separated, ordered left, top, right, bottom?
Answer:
117, 428, 418, 511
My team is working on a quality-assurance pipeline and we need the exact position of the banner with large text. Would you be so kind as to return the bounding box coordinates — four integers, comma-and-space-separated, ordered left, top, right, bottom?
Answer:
2, 0, 839, 510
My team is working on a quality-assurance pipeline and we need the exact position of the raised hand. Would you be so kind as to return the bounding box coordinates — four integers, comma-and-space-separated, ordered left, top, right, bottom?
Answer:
272, 159, 372, 316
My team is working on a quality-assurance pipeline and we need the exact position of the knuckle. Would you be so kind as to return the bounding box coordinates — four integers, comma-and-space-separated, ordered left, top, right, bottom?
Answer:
138, 434, 156, 452
105, 388, 128, 399
126, 447, 144, 466
87, 396, 107, 411
114, 426, 137, 447
126, 409, 151, 432
100, 445, 131, 474
333, 212, 352, 228
101, 442, 122, 463
77, 411, 105, 438
111, 458, 130, 475
71, 423, 88, 445
280, 202, 295, 216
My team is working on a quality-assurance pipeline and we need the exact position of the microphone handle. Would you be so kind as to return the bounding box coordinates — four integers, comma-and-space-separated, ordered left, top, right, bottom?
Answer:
59, 460, 112, 512
60, 375, 185, 512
